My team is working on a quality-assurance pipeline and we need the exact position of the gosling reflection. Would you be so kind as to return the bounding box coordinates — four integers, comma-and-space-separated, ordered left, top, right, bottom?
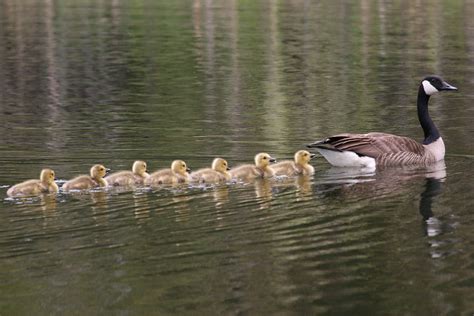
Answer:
40, 194, 57, 213
212, 185, 229, 208
90, 191, 110, 224
270, 175, 314, 202
254, 178, 273, 208
132, 193, 151, 223
294, 175, 313, 201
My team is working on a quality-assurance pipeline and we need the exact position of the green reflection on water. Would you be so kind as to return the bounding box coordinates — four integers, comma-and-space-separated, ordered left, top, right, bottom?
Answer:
1, 0, 474, 315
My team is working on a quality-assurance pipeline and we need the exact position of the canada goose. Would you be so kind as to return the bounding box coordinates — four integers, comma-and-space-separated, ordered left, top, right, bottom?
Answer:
271, 150, 316, 176
191, 158, 231, 183
144, 160, 191, 185
62, 164, 110, 191
105, 160, 149, 186
230, 153, 276, 181
7, 168, 58, 197
307, 76, 457, 168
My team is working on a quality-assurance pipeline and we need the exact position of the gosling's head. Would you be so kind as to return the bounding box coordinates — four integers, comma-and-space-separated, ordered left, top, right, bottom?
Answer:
294, 150, 316, 165
212, 158, 230, 173
255, 153, 276, 168
40, 168, 56, 185
171, 160, 191, 176
90, 164, 109, 179
132, 160, 148, 176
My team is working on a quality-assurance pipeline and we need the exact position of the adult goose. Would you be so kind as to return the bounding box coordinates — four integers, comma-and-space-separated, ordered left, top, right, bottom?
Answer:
307, 76, 457, 168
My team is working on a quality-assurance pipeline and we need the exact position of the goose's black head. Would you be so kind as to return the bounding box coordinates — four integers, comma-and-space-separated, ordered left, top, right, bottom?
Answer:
421, 76, 457, 96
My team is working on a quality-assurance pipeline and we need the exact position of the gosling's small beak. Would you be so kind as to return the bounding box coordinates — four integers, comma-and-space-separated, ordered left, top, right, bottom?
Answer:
269, 157, 276, 163
186, 167, 191, 172
226, 167, 231, 171
310, 153, 316, 159
441, 81, 457, 91
106, 168, 111, 174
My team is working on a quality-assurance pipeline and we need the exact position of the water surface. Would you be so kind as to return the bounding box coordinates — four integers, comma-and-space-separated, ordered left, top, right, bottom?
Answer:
1, 1, 474, 314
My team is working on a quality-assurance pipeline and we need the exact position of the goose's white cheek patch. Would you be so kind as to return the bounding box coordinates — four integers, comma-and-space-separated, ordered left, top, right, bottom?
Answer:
422, 80, 439, 95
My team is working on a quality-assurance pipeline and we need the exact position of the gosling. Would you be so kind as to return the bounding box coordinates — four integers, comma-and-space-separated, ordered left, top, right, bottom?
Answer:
7, 168, 59, 197
271, 150, 316, 176
229, 153, 276, 181
105, 160, 149, 186
191, 158, 231, 183
144, 160, 191, 185
62, 164, 110, 191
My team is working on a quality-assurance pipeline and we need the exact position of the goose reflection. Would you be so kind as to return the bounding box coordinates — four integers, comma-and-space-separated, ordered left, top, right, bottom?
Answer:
418, 162, 447, 238
419, 174, 444, 221
317, 161, 447, 222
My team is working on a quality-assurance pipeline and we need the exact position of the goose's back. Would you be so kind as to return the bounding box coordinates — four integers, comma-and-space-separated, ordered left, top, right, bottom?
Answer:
316, 133, 435, 166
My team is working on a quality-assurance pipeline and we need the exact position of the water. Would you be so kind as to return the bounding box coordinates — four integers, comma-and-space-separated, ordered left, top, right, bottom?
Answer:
1, 0, 474, 314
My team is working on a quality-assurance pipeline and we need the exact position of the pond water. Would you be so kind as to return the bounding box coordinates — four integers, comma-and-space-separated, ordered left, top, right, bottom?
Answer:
1, 0, 474, 314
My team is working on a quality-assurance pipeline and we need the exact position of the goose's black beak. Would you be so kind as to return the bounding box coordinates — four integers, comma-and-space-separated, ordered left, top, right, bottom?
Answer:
441, 81, 457, 91
306, 142, 317, 148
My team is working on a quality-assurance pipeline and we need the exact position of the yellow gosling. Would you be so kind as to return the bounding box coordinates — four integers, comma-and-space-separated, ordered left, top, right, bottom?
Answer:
144, 160, 191, 185
271, 150, 316, 176
105, 160, 149, 186
7, 169, 58, 197
191, 158, 231, 183
62, 164, 109, 191
229, 153, 276, 181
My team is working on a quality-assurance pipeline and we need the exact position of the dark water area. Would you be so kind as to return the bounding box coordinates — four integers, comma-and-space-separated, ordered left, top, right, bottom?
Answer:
1, 1, 474, 314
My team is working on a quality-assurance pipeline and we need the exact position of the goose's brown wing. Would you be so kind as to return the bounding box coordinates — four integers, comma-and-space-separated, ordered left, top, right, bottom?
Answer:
311, 133, 426, 159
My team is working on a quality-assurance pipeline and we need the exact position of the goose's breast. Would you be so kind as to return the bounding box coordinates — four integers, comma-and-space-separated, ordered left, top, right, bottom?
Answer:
424, 137, 445, 162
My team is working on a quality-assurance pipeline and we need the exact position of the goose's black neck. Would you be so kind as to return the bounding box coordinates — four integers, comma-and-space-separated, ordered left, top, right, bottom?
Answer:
417, 85, 440, 145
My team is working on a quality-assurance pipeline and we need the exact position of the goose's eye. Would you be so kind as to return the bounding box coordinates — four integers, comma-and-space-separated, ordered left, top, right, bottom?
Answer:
100, 168, 104, 171
263, 156, 267, 160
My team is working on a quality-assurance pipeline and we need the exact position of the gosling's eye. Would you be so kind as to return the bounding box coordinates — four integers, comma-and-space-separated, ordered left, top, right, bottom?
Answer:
263, 156, 267, 160
100, 168, 104, 171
